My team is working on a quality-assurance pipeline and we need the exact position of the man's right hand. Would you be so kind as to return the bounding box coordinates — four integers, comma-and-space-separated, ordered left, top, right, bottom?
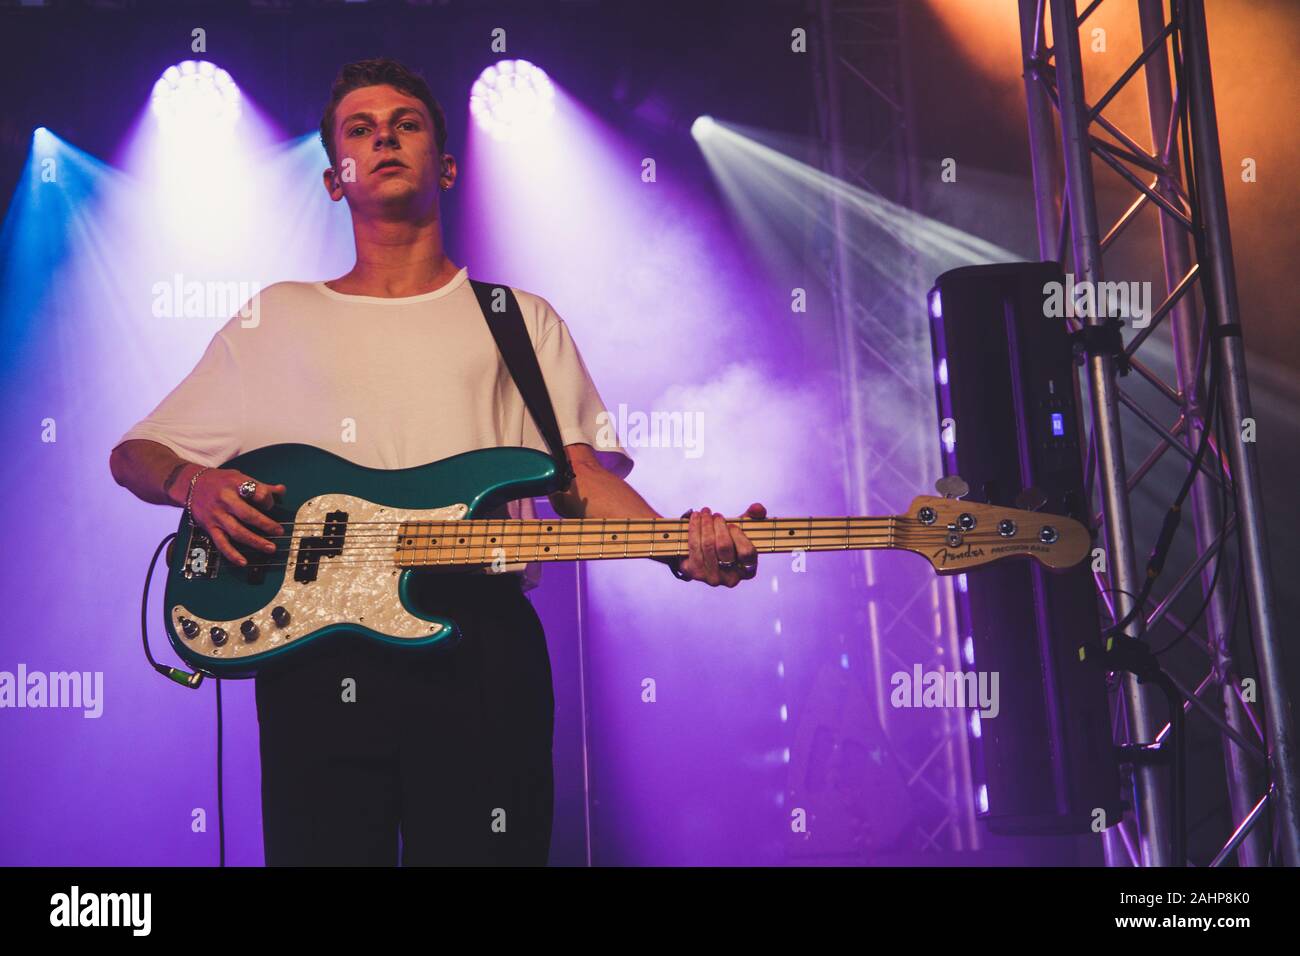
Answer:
179, 467, 286, 566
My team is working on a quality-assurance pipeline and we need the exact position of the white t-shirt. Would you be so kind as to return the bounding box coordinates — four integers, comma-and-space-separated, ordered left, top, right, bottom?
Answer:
116, 267, 634, 591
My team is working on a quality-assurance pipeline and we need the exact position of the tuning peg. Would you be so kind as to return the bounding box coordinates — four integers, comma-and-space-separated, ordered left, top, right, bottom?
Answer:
1015, 486, 1048, 512
935, 475, 970, 500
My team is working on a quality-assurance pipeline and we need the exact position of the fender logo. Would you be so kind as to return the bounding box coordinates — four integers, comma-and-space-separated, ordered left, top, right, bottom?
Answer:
932, 544, 985, 566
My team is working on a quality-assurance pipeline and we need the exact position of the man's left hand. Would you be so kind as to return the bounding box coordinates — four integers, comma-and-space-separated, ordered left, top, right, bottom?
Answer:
679, 503, 767, 587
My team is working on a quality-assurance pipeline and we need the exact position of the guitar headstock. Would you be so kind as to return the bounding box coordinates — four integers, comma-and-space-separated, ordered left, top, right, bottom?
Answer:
898, 495, 1090, 574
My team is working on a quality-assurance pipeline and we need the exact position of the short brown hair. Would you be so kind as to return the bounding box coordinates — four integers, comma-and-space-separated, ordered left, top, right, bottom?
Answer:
319, 57, 448, 168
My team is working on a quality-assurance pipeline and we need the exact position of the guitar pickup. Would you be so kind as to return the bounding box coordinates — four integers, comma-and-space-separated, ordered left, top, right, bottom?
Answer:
294, 510, 349, 583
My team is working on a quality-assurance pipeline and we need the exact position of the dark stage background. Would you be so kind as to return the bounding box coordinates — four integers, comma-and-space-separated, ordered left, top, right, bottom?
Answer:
0, 0, 1295, 867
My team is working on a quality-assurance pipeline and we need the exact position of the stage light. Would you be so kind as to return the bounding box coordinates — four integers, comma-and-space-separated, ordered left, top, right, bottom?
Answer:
691, 115, 715, 140
150, 60, 241, 128
469, 59, 555, 141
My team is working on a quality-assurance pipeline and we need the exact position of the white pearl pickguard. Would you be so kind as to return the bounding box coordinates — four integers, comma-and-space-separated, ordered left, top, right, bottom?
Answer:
171, 494, 470, 661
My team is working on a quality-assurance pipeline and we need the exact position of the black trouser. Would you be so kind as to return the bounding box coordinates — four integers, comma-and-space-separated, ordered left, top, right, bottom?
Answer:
253, 572, 555, 866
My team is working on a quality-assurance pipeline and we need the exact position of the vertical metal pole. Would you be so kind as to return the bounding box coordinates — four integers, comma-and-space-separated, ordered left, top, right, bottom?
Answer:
902, 0, 974, 849
815, 0, 888, 732
1137, 0, 1265, 866
1048, 0, 1171, 866
574, 561, 595, 866
1019, 0, 1062, 261
1184, 0, 1300, 867
1019, 0, 1127, 867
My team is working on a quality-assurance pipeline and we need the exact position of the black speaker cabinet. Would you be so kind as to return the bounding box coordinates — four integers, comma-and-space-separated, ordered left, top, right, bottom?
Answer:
928, 261, 1122, 835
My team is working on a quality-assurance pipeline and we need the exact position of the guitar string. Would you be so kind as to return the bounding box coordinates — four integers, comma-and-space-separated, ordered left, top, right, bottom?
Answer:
233, 518, 899, 536
201, 530, 1063, 571
270, 529, 1036, 550
266, 526, 1051, 548
239, 516, 900, 527
202, 522, 1067, 560
225, 528, 903, 561
230, 512, 1058, 532
265, 525, 902, 544
191, 513, 1069, 559
236, 525, 1037, 549
222, 513, 1061, 531
231, 530, 901, 560
208, 514, 1058, 533
224, 522, 898, 545
232, 517, 1056, 544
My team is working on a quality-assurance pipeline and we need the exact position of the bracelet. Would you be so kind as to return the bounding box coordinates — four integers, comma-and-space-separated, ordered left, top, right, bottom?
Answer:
184, 466, 211, 517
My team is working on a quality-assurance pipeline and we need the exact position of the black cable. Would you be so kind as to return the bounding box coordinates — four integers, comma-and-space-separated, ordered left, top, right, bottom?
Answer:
141, 533, 177, 671
1156, 671, 1188, 866
217, 677, 225, 868
142, 531, 222, 865
1099, 0, 1223, 650
1099, 336, 1217, 643
142, 532, 205, 689
1171, 703, 1188, 866
1168, 0, 1279, 864
1152, 359, 1230, 656
1128, 0, 1235, 661
1105, 637, 1189, 865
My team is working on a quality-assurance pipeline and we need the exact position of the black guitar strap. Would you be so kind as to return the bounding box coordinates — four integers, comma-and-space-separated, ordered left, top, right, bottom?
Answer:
469, 279, 576, 492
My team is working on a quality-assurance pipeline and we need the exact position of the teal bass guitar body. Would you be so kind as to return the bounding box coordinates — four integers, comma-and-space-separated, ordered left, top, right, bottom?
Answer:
164, 443, 560, 678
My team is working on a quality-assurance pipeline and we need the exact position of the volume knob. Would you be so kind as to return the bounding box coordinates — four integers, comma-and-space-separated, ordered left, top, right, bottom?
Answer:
240, 620, 259, 642
271, 606, 290, 628
209, 627, 228, 647
180, 617, 199, 639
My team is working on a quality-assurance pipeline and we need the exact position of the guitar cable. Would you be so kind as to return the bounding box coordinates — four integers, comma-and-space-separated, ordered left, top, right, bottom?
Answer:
1103, 634, 1188, 866
143, 530, 227, 866
1097, 0, 1225, 650
141, 532, 204, 689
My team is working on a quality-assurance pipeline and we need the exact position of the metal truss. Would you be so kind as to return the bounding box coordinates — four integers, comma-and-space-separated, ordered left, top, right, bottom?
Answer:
1019, 0, 1298, 866
810, 0, 977, 855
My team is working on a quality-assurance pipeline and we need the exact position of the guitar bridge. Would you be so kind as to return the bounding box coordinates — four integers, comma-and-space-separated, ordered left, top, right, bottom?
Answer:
182, 528, 220, 579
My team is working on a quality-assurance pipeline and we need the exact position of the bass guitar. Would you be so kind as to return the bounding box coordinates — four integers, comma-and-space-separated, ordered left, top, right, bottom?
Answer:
164, 443, 1090, 676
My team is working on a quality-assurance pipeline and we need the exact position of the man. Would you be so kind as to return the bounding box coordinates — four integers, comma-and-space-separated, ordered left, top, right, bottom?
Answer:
110, 58, 765, 866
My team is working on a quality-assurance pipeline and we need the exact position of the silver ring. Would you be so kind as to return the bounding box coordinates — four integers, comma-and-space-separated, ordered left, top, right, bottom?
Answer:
237, 480, 258, 499
718, 560, 736, 569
